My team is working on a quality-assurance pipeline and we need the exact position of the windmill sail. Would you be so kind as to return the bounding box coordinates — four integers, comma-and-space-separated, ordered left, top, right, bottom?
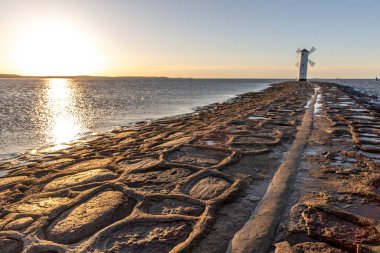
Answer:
308, 59, 316, 67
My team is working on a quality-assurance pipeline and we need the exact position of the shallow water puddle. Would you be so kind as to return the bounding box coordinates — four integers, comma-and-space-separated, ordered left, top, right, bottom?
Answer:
359, 151, 380, 160
334, 195, 380, 220
359, 137, 380, 144
359, 133, 378, 138
349, 115, 376, 120
304, 100, 312, 109
314, 94, 323, 115
205, 140, 217, 146
349, 108, 369, 112
330, 155, 356, 167
352, 202, 380, 220
338, 101, 355, 107
0, 170, 8, 177
248, 116, 269, 120
305, 146, 325, 156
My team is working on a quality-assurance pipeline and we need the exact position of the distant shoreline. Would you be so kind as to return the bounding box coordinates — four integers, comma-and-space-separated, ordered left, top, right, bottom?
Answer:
0, 74, 376, 80
0, 74, 171, 79
0, 74, 290, 80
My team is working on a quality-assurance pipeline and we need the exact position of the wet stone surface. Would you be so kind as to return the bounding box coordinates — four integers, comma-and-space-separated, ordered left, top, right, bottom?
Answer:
145, 198, 204, 216
196, 132, 230, 147
124, 167, 194, 193
0, 237, 24, 253
332, 194, 380, 220
274, 82, 380, 253
189, 176, 231, 200
97, 221, 192, 253
4, 217, 34, 230
0, 176, 28, 189
8, 196, 72, 215
44, 168, 117, 191
233, 135, 278, 145
63, 158, 114, 172
167, 146, 230, 167
302, 207, 379, 250
292, 242, 347, 253
46, 190, 135, 244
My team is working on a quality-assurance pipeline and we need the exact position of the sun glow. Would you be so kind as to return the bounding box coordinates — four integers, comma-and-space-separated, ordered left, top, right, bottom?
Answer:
45, 79, 86, 144
9, 22, 103, 76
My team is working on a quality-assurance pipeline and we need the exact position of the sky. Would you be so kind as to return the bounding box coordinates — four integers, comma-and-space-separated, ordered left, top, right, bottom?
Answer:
0, 0, 379, 78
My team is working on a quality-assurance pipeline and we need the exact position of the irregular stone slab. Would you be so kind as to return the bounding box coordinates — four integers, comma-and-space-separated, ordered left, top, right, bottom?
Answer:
157, 137, 192, 148
46, 190, 135, 244
0, 176, 28, 188
9, 197, 71, 215
118, 137, 137, 145
302, 207, 380, 251
231, 144, 270, 154
167, 146, 230, 167
360, 145, 380, 153
125, 167, 193, 193
65, 158, 113, 172
189, 176, 231, 200
42, 158, 74, 167
99, 221, 192, 253
113, 131, 138, 139
292, 242, 347, 253
196, 132, 230, 146
44, 168, 117, 191
146, 198, 204, 216
0, 237, 23, 253
4, 217, 34, 230
248, 116, 269, 120
333, 195, 380, 220
374, 178, 380, 195
233, 135, 277, 144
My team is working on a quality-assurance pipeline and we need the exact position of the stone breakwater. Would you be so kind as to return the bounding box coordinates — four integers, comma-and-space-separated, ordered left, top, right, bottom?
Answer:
0, 82, 378, 253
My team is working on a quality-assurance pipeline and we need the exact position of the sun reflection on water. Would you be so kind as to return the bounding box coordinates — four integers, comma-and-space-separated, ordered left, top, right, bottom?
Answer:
45, 79, 86, 144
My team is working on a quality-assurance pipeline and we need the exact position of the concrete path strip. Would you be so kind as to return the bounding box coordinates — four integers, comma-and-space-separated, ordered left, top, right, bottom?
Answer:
227, 84, 318, 253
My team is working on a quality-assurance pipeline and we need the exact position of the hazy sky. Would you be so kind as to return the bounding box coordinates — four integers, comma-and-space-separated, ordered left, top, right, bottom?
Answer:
0, 0, 379, 78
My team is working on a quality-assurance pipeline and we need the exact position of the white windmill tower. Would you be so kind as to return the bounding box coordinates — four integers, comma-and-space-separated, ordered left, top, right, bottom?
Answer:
295, 47, 316, 81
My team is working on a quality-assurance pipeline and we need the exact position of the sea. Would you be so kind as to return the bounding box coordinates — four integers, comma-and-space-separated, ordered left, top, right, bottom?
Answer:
325, 79, 380, 104
0, 78, 378, 160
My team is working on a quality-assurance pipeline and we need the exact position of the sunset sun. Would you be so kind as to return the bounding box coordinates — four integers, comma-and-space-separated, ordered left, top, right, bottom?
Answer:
9, 21, 103, 76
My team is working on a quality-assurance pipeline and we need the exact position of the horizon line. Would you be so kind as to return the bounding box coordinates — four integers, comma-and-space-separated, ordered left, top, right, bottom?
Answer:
0, 73, 377, 80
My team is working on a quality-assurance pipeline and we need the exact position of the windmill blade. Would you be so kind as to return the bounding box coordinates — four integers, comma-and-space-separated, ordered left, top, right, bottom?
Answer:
309, 47, 316, 55
296, 48, 301, 54
308, 59, 316, 67
295, 62, 300, 67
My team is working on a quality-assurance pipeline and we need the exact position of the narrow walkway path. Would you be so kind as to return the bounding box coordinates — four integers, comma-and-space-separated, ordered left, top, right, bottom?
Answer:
228, 85, 318, 253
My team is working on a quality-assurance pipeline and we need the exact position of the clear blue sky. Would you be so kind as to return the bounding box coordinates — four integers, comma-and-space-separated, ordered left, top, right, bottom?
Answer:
0, 0, 379, 78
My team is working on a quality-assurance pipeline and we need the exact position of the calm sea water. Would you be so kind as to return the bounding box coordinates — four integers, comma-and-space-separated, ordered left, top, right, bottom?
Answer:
325, 79, 380, 103
0, 78, 276, 158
